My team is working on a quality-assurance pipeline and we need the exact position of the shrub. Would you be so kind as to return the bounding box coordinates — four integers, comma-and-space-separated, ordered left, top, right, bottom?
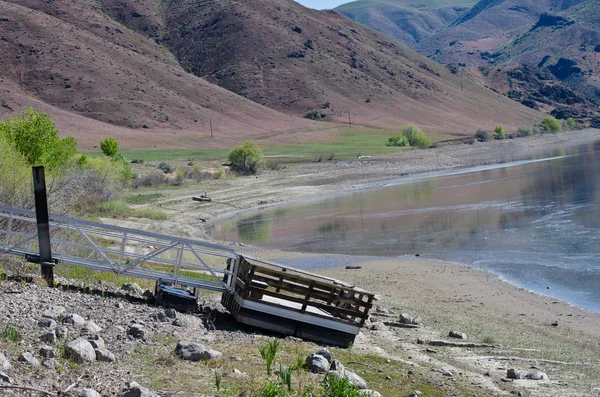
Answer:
130, 173, 168, 188
494, 126, 505, 140
517, 126, 533, 136
541, 116, 561, 133
386, 135, 408, 147
566, 117, 576, 129
1, 325, 23, 342
100, 137, 119, 157
158, 162, 173, 173
228, 141, 264, 174
402, 123, 431, 148
475, 129, 489, 142
303, 109, 322, 121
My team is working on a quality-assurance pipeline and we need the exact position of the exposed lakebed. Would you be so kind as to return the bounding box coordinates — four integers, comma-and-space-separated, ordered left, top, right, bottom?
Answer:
209, 139, 600, 313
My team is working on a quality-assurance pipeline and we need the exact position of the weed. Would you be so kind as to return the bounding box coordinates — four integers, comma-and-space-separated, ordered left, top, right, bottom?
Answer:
215, 371, 222, 392
257, 380, 286, 397
259, 339, 280, 375
0, 325, 22, 342
125, 193, 163, 204
279, 364, 293, 392
321, 374, 364, 397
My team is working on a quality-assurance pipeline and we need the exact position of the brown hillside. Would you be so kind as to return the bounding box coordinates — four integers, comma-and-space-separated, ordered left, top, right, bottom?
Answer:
1, 0, 541, 150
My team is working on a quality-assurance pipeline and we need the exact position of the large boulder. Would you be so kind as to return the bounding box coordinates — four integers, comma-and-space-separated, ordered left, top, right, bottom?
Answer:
172, 315, 205, 329
306, 354, 330, 374
127, 324, 148, 340
121, 283, 144, 296
316, 348, 332, 364
95, 348, 116, 363
329, 369, 367, 389
174, 341, 222, 361
18, 352, 39, 367
66, 338, 96, 363
63, 313, 86, 327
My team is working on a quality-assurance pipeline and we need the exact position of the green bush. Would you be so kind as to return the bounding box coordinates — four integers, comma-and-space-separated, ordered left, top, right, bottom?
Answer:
386, 135, 408, 147
401, 123, 431, 148
517, 126, 533, 136
100, 137, 119, 157
494, 126, 505, 140
228, 141, 264, 175
566, 117, 576, 129
158, 162, 173, 173
541, 116, 561, 133
303, 109, 322, 121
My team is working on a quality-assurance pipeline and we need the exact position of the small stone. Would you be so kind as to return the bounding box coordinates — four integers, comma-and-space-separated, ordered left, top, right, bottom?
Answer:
306, 354, 330, 373
316, 348, 332, 363
38, 318, 57, 329
121, 283, 144, 296
87, 335, 106, 350
399, 313, 413, 324
330, 359, 344, 371
18, 352, 40, 366
507, 368, 521, 380
0, 371, 13, 383
385, 375, 392, 380
115, 302, 124, 309
448, 331, 467, 340
330, 369, 367, 389
40, 331, 56, 344
63, 313, 86, 326
95, 348, 116, 362
150, 311, 168, 322
164, 308, 177, 318
364, 391, 382, 397
77, 388, 102, 397
227, 368, 245, 377
525, 370, 548, 380
118, 381, 158, 397
0, 353, 10, 370
55, 325, 69, 340
440, 368, 453, 376
43, 306, 65, 320
39, 345, 57, 358
42, 358, 59, 369
66, 338, 96, 363
128, 324, 147, 340
412, 316, 422, 325
174, 341, 222, 361
375, 306, 391, 314
229, 356, 242, 362
369, 322, 388, 331
82, 321, 102, 335
551, 321, 558, 327
172, 315, 205, 329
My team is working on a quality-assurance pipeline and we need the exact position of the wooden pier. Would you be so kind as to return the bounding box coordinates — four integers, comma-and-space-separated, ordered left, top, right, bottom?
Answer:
222, 256, 374, 347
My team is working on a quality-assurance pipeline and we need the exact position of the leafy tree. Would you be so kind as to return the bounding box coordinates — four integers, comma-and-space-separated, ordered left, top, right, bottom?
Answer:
495, 126, 505, 139
228, 141, 264, 174
401, 123, 431, 148
0, 107, 77, 170
541, 116, 561, 133
100, 137, 119, 157
386, 135, 408, 147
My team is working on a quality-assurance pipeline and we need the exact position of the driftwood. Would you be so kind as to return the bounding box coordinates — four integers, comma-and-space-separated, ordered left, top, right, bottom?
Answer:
428, 340, 499, 348
384, 321, 419, 329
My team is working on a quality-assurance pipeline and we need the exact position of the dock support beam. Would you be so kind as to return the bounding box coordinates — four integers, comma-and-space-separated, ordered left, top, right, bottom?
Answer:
33, 166, 54, 286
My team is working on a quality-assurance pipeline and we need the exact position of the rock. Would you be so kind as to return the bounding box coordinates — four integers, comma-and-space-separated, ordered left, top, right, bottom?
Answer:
230, 356, 242, 362
172, 315, 205, 329
63, 313, 86, 326
56, 326, 69, 339
95, 348, 116, 362
507, 368, 521, 380
66, 338, 97, 363
399, 313, 414, 324
316, 348, 332, 363
448, 331, 467, 340
330, 369, 367, 389
39, 345, 57, 358
226, 368, 245, 377
121, 283, 144, 296
128, 324, 147, 340
440, 368, 453, 376
87, 335, 106, 350
40, 331, 56, 344
174, 341, 222, 361
0, 353, 10, 370
43, 306, 65, 320
0, 371, 12, 383
551, 321, 558, 327
42, 359, 59, 369
345, 265, 362, 270
306, 354, 330, 374
115, 302, 124, 309
164, 308, 177, 318
150, 311, 168, 322
77, 388, 102, 397
375, 306, 391, 314
364, 391, 382, 397
18, 352, 40, 366
330, 359, 344, 371
525, 370, 548, 380
38, 318, 57, 329
369, 321, 387, 331
118, 381, 158, 397
412, 316, 422, 325
82, 321, 102, 335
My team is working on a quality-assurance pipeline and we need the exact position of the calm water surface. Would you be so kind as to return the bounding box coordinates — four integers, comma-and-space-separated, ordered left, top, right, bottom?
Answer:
209, 140, 600, 313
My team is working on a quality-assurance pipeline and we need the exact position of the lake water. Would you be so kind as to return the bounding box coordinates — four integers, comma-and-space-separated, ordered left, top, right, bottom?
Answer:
208, 139, 600, 313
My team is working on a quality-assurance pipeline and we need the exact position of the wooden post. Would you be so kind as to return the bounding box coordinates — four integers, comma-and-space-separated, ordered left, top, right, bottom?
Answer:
347, 111, 352, 127
210, 119, 213, 138
32, 166, 54, 286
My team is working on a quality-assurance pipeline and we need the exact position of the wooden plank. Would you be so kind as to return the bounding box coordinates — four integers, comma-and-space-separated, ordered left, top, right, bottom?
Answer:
301, 281, 315, 312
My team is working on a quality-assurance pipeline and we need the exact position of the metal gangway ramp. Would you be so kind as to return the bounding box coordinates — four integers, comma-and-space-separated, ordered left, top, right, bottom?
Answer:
0, 205, 237, 293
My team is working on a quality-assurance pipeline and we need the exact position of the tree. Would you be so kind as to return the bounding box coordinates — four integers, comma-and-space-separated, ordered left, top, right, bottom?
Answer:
401, 123, 431, 148
100, 137, 119, 157
541, 116, 561, 133
495, 126, 505, 140
228, 141, 264, 174
0, 107, 77, 170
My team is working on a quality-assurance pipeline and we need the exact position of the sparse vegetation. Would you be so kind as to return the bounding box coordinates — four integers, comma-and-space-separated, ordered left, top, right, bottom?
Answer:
386, 135, 409, 147
401, 123, 431, 148
259, 339, 280, 375
303, 109, 322, 121
517, 126, 533, 136
494, 126, 505, 140
541, 116, 562, 133
228, 141, 264, 175
97, 200, 167, 220
1, 325, 23, 342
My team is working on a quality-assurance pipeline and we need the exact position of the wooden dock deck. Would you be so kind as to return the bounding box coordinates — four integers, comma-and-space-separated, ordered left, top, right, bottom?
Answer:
222, 255, 374, 346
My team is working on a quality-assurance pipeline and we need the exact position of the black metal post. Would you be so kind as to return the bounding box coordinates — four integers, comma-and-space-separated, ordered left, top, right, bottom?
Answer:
33, 166, 54, 286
